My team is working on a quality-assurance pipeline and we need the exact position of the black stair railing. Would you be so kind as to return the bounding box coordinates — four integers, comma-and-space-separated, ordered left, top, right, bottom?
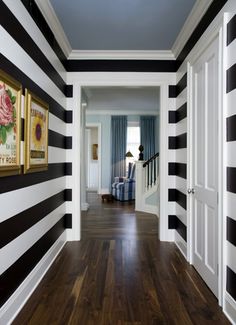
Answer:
143, 152, 159, 189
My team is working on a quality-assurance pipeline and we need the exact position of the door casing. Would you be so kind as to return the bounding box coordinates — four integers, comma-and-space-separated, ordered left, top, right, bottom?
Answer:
187, 21, 224, 305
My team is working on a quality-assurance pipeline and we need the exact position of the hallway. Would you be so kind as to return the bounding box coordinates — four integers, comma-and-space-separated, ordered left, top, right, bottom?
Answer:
14, 193, 229, 324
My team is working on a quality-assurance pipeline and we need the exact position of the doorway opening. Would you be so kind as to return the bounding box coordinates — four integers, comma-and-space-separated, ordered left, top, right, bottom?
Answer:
80, 86, 160, 217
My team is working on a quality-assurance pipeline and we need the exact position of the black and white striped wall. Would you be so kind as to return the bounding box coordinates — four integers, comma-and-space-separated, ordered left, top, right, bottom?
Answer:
168, 72, 187, 256
0, 0, 72, 322
225, 11, 236, 321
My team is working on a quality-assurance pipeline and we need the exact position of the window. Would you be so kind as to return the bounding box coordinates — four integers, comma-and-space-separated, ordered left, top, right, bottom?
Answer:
126, 123, 140, 161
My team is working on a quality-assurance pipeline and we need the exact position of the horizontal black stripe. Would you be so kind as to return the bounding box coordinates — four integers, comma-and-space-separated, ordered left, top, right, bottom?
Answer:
176, 0, 227, 69
168, 163, 187, 179
0, 191, 67, 248
227, 64, 236, 93
0, 1, 67, 96
168, 86, 177, 98
168, 189, 186, 210
176, 103, 187, 122
49, 130, 72, 149
1, 54, 68, 122
169, 133, 187, 149
64, 214, 72, 229
65, 189, 72, 201
169, 74, 187, 98
176, 73, 187, 97
65, 60, 177, 72
65, 85, 73, 98
168, 215, 177, 229
66, 111, 73, 124
21, 0, 67, 64
226, 115, 236, 142
168, 189, 176, 201
169, 103, 187, 124
168, 215, 187, 241
227, 167, 236, 193
65, 162, 72, 176
226, 266, 236, 301
227, 216, 236, 247
0, 163, 71, 194
227, 14, 236, 46
169, 111, 176, 123
0, 216, 65, 307
65, 137, 73, 149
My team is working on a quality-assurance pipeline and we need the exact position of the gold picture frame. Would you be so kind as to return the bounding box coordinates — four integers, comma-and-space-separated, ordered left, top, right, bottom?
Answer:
0, 69, 22, 177
24, 89, 49, 173
92, 144, 98, 160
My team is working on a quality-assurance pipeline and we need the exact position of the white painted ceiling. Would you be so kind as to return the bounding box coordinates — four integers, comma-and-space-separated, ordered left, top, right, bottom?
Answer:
83, 87, 160, 113
49, 0, 196, 51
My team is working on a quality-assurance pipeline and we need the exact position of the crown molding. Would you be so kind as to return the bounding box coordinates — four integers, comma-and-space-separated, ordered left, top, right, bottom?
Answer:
68, 50, 175, 60
35, 0, 72, 58
172, 0, 213, 58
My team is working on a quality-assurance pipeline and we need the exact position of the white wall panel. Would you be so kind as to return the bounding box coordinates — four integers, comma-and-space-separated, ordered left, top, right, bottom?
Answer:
49, 114, 67, 136
48, 147, 67, 163
175, 148, 187, 163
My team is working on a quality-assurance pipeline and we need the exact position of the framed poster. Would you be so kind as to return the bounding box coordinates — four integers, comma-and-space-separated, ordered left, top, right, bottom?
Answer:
0, 69, 22, 177
24, 89, 48, 173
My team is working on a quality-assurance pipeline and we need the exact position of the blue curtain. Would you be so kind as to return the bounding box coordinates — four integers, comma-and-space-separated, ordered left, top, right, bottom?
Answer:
111, 116, 127, 183
140, 116, 156, 160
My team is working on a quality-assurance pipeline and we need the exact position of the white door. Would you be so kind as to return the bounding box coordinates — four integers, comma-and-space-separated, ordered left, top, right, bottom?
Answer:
191, 37, 219, 297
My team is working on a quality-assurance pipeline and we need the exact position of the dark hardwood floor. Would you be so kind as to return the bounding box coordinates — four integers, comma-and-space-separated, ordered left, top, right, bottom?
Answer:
14, 192, 230, 324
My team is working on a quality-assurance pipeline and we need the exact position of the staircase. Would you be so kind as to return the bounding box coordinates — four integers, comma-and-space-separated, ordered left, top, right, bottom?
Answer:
135, 153, 159, 215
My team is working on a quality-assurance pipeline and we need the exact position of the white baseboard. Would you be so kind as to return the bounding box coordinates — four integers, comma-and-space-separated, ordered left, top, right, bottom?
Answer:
0, 232, 66, 325
174, 231, 187, 259
135, 204, 158, 215
81, 202, 89, 211
100, 188, 110, 194
224, 292, 236, 324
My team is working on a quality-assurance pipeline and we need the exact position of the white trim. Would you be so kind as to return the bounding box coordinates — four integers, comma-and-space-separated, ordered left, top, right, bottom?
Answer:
35, 0, 72, 58
86, 122, 102, 195
172, 0, 213, 58
222, 12, 230, 316
187, 62, 192, 264
67, 72, 175, 243
136, 204, 158, 215
81, 202, 89, 211
175, 231, 187, 258
100, 188, 110, 195
86, 110, 159, 116
187, 22, 224, 306
224, 292, 236, 325
218, 24, 225, 308
0, 232, 66, 325
69, 50, 175, 60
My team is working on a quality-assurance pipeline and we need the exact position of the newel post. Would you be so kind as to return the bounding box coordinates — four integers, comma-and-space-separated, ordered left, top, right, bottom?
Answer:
135, 160, 145, 211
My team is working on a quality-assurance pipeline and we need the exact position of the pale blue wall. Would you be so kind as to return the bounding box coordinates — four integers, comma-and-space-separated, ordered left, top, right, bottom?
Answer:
86, 114, 159, 191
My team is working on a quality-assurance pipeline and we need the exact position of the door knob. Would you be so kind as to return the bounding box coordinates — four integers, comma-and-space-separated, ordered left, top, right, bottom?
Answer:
187, 188, 195, 194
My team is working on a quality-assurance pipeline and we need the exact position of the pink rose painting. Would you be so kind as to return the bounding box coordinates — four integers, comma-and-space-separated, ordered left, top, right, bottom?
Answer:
0, 84, 16, 144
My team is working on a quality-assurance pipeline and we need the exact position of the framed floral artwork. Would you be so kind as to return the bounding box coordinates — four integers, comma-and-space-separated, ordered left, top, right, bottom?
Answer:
24, 89, 49, 173
0, 69, 22, 177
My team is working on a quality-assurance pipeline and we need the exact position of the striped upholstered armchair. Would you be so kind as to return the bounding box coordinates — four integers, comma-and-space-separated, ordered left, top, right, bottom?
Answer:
112, 162, 136, 201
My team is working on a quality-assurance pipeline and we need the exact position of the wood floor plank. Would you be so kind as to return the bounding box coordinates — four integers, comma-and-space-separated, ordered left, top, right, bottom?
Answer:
13, 192, 230, 325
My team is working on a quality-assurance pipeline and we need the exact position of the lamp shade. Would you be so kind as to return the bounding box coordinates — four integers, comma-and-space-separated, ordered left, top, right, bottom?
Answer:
125, 150, 133, 158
